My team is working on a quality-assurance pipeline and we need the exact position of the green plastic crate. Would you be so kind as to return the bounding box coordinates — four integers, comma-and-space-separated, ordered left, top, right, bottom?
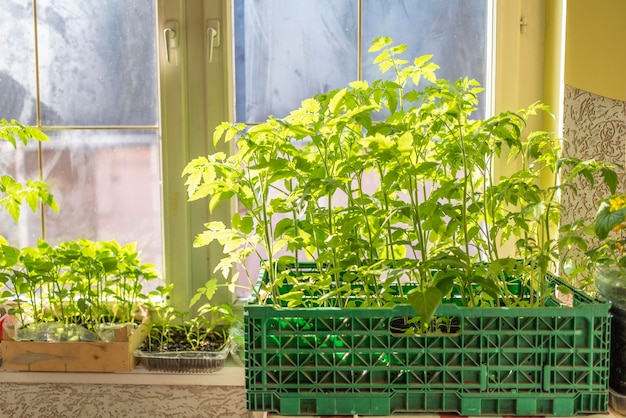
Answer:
244, 265, 611, 416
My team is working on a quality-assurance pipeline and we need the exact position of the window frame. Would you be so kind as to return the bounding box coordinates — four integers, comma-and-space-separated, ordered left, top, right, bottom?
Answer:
157, 0, 235, 312
0, 4, 565, 393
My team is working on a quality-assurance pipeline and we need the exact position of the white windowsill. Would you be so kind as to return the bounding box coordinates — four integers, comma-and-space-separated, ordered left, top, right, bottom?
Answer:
0, 363, 245, 386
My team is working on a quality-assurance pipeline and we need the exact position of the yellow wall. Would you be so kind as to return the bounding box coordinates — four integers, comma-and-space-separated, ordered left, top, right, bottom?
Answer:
565, 0, 626, 101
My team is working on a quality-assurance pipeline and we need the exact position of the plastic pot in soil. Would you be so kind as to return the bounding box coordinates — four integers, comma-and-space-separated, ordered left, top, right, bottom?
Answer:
134, 343, 231, 374
595, 266, 626, 308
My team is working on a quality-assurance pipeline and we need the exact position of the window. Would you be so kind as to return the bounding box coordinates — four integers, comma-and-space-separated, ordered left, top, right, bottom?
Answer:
0, 1, 162, 281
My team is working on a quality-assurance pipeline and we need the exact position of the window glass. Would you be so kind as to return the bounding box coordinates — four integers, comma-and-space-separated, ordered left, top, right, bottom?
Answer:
0, 2, 36, 123
362, 0, 487, 83
234, 0, 488, 123
1, 131, 162, 274
41, 130, 161, 260
36, 1, 157, 126
362, 0, 488, 117
233, 0, 357, 123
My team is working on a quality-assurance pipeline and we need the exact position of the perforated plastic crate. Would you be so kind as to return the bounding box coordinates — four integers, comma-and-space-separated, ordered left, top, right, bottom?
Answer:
244, 265, 610, 416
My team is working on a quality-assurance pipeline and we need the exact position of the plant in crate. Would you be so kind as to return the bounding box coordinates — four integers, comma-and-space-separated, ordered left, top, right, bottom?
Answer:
183, 37, 616, 416
184, 37, 614, 314
135, 279, 239, 373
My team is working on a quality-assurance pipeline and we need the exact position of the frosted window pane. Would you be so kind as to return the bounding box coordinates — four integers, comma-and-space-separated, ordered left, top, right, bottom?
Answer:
235, 0, 488, 123
38, 130, 163, 273
0, 131, 162, 273
234, 0, 357, 123
36, 1, 157, 126
362, 0, 488, 116
0, 2, 37, 124
0, 141, 41, 245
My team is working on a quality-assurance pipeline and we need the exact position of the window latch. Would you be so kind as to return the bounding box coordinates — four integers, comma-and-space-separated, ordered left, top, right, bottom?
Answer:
163, 21, 179, 64
207, 20, 221, 63
520, 17, 528, 33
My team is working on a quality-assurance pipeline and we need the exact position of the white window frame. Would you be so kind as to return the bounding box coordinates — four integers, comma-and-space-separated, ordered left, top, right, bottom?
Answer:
0, 0, 566, 389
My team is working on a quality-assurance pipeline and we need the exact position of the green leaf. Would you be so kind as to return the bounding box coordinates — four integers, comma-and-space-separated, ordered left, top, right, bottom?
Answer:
189, 278, 218, 309
212, 122, 230, 146
595, 200, 626, 239
193, 221, 228, 247
329, 87, 347, 115
301, 98, 321, 114
0, 244, 21, 268
278, 290, 304, 307
407, 286, 443, 325
209, 191, 234, 213
413, 54, 433, 68
368, 36, 392, 52
239, 214, 254, 234
348, 80, 369, 90
601, 167, 619, 195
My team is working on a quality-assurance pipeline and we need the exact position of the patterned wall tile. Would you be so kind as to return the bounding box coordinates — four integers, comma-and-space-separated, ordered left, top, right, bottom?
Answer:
561, 85, 626, 226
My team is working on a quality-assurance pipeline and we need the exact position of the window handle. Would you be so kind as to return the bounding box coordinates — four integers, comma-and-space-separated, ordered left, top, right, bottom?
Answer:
207, 20, 221, 63
163, 21, 178, 63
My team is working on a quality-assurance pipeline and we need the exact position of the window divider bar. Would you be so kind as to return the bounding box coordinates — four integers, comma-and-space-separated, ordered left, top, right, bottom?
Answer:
39, 125, 159, 131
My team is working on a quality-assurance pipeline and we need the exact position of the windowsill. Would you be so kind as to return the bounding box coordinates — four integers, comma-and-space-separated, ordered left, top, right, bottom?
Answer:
0, 362, 245, 387
2, 361, 620, 418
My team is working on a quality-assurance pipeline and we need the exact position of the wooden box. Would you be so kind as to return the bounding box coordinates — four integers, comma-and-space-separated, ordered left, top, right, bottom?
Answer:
0, 322, 148, 372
